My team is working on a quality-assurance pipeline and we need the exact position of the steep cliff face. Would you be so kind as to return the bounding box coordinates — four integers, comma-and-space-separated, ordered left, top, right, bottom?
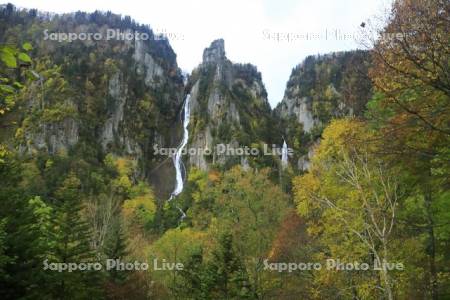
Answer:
277, 50, 372, 170
186, 39, 277, 170
98, 37, 183, 161
1, 5, 374, 195
278, 50, 372, 133
1, 9, 185, 197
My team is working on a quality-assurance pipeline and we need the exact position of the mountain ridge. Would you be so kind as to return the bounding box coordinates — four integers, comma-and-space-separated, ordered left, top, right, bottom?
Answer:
1, 4, 373, 193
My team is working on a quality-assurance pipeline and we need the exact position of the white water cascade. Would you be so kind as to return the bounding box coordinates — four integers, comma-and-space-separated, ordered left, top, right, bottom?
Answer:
170, 94, 191, 198
281, 139, 288, 169
168, 95, 191, 220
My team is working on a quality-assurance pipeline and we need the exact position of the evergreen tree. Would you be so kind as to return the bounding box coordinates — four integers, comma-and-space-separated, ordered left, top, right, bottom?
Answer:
207, 233, 255, 299
176, 233, 255, 299
103, 218, 129, 284
49, 172, 103, 299
0, 151, 55, 299
175, 248, 210, 300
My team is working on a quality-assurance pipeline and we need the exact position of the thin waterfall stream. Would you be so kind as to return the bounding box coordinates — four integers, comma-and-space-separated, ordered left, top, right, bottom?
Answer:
281, 138, 288, 169
168, 94, 191, 221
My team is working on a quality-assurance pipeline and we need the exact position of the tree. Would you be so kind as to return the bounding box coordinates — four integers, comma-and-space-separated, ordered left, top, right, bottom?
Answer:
50, 172, 103, 299
265, 210, 312, 299
207, 233, 254, 299
366, 0, 449, 134
363, 1, 450, 298
150, 227, 207, 297
294, 119, 401, 299
175, 233, 255, 300
175, 247, 209, 299
0, 42, 33, 115
203, 166, 289, 298
0, 150, 57, 299
0, 219, 9, 282
122, 182, 157, 233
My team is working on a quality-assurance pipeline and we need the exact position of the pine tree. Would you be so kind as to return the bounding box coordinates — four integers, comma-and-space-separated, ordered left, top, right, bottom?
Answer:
207, 233, 255, 299
50, 172, 104, 299
175, 247, 209, 299
103, 218, 129, 284
0, 151, 55, 299
175, 233, 256, 299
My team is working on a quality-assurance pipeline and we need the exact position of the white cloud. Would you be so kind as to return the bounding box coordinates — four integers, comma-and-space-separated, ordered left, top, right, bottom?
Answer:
7, 0, 392, 106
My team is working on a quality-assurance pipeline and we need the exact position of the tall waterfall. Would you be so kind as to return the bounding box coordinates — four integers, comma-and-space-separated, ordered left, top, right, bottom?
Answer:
281, 139, 288, 169
170, 94, 191, 200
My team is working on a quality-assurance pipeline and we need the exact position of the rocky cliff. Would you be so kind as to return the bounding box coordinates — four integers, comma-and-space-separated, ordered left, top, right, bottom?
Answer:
1, 8, 185, 197
276, 50, 372, 170
185, 39, 278, 171
0, 5, 374, 196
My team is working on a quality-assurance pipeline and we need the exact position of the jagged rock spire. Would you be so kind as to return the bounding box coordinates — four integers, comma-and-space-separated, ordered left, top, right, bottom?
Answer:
202, 39, 226, 64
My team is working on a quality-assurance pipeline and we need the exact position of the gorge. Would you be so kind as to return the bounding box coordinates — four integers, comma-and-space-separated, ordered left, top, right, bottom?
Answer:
2, 2, 447, 299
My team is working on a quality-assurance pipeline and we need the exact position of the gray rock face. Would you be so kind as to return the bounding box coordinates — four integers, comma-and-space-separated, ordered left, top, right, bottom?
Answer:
189, 40, 235, 170
23, 117, 79, 155
188, 81, 201, 113
188, 126, 212, 171
101, 71, 136, 152
278, 83, 323, 171
280, 95, 316, 133
228, 102, 240, 124
99, 37, 183, 161
20, 32, 182, 173
144, 53, 164, 86
19, 79, 79, 155
133, 39, 165, 87
186, 39, 270, 170
48, 118, 79, 154
279, 50, 371, 136
188, 81, 215, 171
297, 142, 317, 171
202, 39, 226, 64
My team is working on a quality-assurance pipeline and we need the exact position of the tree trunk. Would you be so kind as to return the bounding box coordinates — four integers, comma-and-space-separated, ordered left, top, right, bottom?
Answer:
425, 190, 438, 300
382, 243, 393, 300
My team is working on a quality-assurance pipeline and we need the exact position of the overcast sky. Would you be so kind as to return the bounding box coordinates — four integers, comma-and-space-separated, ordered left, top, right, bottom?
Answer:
6, 0, 392, 107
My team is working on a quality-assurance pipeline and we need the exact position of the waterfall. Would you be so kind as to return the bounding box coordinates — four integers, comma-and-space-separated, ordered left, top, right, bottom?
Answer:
281, 139, 288, 169
168, 95, 190, 223
170, 94, 191, 198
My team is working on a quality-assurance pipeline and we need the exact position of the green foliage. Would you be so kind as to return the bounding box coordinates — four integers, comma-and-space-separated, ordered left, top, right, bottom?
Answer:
50, 172, 103, 299
293, 119, 402, 298
0, 2, 448, 299
149, 227, 206, 296
0, 218, 12, 282
0, 42, 34, 115
181, 166, 289, 297
123, 182, 157, 231
207, 233, 254, 299
175, 232, 255, 299
281, 50, 372, 143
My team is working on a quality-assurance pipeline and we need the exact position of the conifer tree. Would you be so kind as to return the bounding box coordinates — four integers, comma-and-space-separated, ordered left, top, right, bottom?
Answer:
207, 233, 255, 299
50, 172, 104, 299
